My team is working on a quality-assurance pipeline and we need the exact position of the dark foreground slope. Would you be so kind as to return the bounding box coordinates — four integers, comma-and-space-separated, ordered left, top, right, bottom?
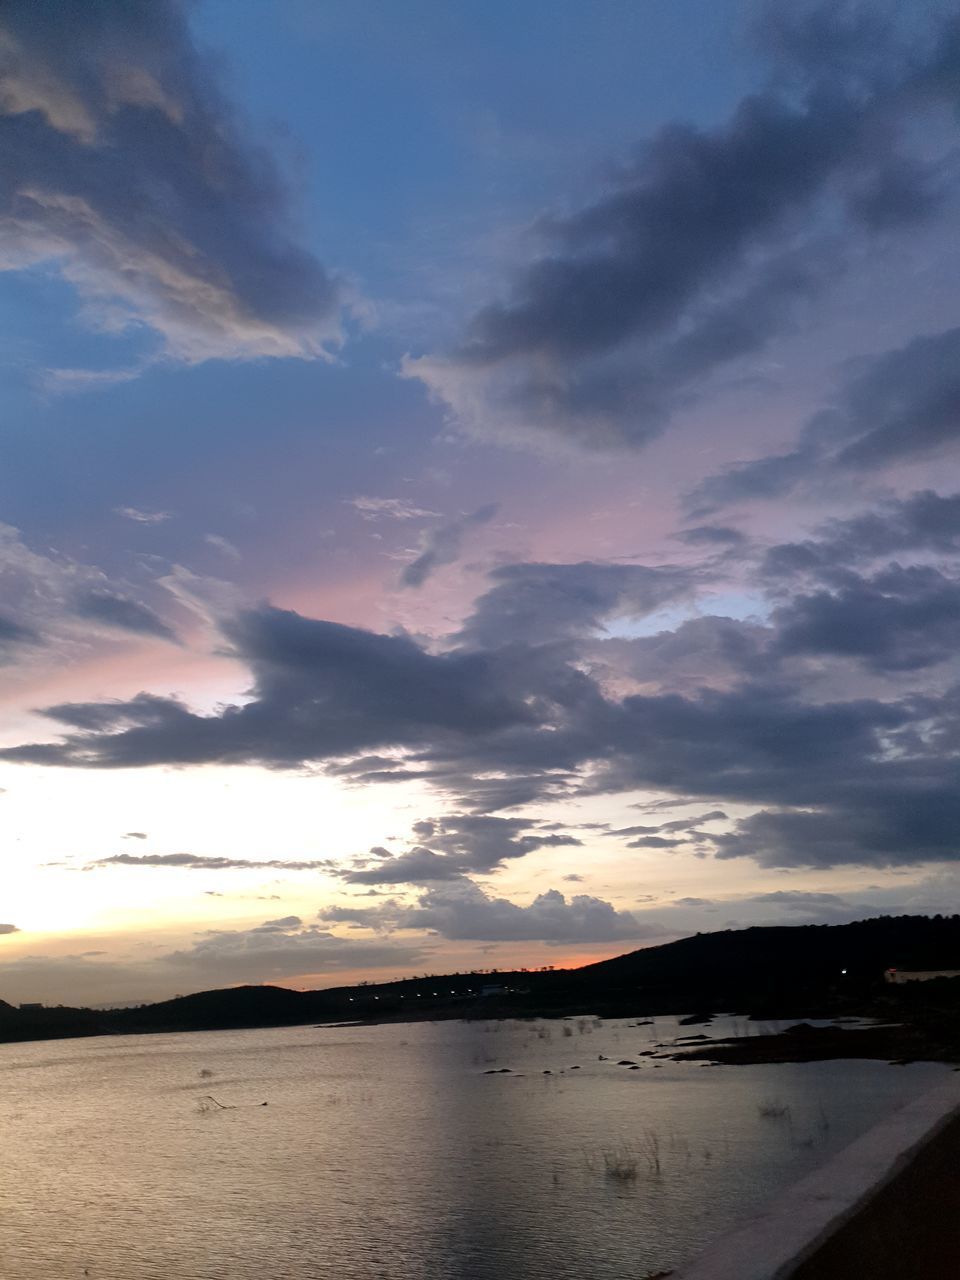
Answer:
1, 915, 958, 1053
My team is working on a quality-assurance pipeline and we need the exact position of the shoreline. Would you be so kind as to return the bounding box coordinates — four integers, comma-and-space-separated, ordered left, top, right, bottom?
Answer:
672, 1020, 960, 1068
2, 1007, 958, 1068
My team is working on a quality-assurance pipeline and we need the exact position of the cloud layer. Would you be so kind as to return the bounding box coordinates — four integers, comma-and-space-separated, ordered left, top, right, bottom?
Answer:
8, 512, 960, 872
692, 328, 960, 512
410, 6, 960, 450
324, 882, 655, 944
0, 0, 340, 361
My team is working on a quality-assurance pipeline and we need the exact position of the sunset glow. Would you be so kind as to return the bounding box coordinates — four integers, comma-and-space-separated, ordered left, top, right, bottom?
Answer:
2, 0, 959, 1007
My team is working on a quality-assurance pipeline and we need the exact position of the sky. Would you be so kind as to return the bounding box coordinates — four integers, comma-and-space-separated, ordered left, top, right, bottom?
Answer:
1, 0, 960, 1006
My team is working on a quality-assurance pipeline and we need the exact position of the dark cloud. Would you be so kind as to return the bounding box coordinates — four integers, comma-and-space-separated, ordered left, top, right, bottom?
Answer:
749, 890, 878, 919
608, 811, 727, 842
323, 882, 658, 944
415, 813, 582, 873
676, 525, 748, 548
9, 518, 960, 872
759, 2, 960, 104
0, 923, 20, 935
711, 796, 960, 869
411, 7, 958, 448
342, 847, 467, 886
763, 491, 960, 580
847, 155, 943, 230
659, 810, 728, 831
0, 522, 185, 665
687, 445, 817, 515
624, 836, 679, 850
0, 563, 697, 804
596, 680, 913, 807
400, 503, 498, 589
829, 328, 960, 471
582, 677, 960, 870
772, 564, 960, 672
0, 615, 38, 643
0, 613, 41, 657
461, 109, 848, 364
600, 615, 766, 693
2, 605, 541, 768
342, 814, 582, 884
0, 0, 340, 361
458, 560, 696, 648
92, 852, 333, 872
692, 328, 960, 511
74, 590, 178, 643
326, 757, 425, 785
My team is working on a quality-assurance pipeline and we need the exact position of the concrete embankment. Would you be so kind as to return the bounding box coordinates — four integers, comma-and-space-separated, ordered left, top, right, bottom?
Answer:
673, 1076, 960, 1280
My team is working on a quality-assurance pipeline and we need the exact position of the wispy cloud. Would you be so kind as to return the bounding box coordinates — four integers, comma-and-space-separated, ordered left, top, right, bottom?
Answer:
114, 507, 172, 525
348, 496, 441, 521
91, 853, 335, 873
400, 503, 498, 588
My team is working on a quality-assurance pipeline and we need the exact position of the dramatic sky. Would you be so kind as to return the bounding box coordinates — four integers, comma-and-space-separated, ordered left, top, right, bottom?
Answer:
2, 0, 960, 1005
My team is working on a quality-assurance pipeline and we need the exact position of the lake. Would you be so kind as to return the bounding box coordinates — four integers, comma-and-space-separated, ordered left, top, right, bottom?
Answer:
0, 1015, 947, 1279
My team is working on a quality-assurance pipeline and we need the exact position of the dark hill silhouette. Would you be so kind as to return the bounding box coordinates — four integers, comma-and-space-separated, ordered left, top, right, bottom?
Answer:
1, 914, 958, 1048
572, 915, 960, 1008
129, 984, 310, 1031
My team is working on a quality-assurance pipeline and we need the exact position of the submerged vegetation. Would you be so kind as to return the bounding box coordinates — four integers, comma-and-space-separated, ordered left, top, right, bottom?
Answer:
602, 1150, 640, 1182
757, 1100, 791, 1120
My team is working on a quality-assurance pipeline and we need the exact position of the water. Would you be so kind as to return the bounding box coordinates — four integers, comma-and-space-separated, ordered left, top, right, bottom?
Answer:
0, 1015, 947, 1279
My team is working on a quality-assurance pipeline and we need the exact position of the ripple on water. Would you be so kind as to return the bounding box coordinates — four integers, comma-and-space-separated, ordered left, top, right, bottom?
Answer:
0, 1017, 947, 1280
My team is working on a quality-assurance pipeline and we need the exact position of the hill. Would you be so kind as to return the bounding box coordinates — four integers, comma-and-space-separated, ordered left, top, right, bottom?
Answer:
1, 914, 958, 1047
570, 915, 960, 1013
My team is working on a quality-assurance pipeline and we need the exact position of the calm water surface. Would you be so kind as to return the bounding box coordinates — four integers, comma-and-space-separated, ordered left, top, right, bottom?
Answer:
0, 1015, 947, 1279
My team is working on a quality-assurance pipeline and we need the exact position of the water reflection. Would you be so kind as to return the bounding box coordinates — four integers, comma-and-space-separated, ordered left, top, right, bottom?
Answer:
0, 1017, 946, 1279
